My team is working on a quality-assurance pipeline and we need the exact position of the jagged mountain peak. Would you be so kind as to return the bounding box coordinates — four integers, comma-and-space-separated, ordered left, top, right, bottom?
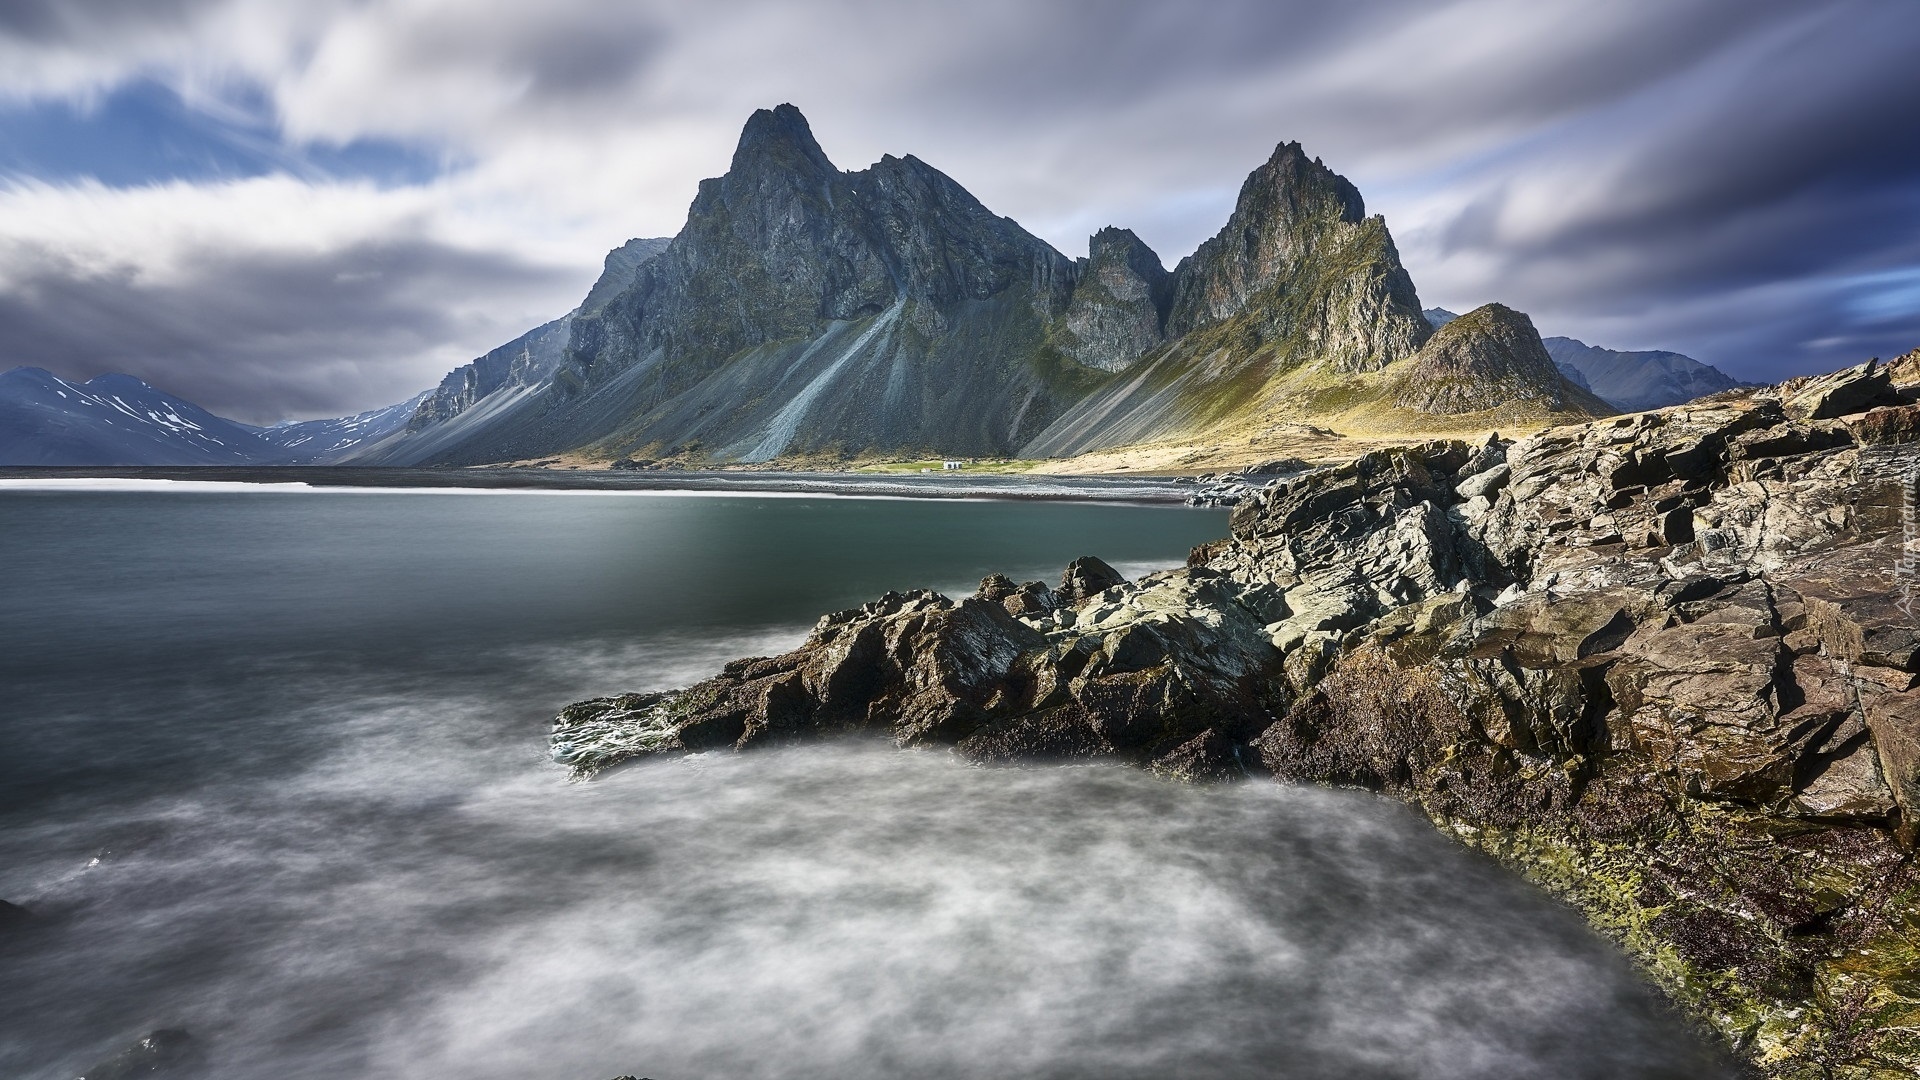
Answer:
1158, 137, 1424, 373
729, 103, 837, 177
1057, 227, 1174, 373
1088, 226, 1166, 277
1244, 139, 1366, 228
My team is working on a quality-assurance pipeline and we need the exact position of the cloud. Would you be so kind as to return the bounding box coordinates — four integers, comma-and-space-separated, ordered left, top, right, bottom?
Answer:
1393, 0, 1920, 380
0, 0, 1916, 415
0, 175, 586, 422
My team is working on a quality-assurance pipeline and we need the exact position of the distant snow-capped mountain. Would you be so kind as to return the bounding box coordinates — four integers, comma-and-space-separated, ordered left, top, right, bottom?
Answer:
0, 367, 422, 466
256, 394, 427, 464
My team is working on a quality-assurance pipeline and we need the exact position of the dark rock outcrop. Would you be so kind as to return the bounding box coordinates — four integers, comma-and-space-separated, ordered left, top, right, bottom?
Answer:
560, 356, 1920, 1076
1058, 227, 1172, 372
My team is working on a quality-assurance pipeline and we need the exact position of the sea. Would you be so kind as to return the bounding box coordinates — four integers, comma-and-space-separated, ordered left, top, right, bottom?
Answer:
0, 480, 1730, 1079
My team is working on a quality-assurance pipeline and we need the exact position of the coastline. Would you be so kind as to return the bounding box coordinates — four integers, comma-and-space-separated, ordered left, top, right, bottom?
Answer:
0, 466, 1209, 505
551, 366, 1920, 1078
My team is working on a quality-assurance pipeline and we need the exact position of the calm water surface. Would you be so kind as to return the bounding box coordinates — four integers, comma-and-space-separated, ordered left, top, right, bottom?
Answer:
0, 487, 1728, 1079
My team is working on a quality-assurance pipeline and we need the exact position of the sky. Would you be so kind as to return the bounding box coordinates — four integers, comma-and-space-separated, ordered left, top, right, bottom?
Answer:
0, 0, 1916, 423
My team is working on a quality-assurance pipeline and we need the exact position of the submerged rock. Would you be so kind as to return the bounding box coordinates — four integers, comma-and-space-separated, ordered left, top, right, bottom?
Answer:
559, 355, 1920, 1077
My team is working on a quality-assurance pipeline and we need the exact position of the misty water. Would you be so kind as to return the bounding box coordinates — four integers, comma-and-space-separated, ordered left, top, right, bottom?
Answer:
0, 485, 1730, 1079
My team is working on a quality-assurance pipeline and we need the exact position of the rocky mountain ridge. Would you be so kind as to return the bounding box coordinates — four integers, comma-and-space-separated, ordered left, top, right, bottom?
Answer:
342, 105, 1605, 468
555, 353, 1920, 1077
0, 106, 1713, 469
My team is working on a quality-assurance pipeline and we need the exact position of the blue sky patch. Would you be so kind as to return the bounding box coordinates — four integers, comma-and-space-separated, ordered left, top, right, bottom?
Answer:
0, 79, 449, 188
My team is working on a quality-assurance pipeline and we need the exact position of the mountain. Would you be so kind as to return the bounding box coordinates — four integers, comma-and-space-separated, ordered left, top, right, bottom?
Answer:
1428, 307, 1744, 413
359, 106, 1604, 468
0, 366, 432, 466
352, 237, 670, 465
362, 105, 1092, 466
256, 393, 428, 463
1541, 336, 1744, 412
1022, 142, 1492, 457
1394, 304, 1612, 415
0, 368, 282, 465
3, 107, 1613, 469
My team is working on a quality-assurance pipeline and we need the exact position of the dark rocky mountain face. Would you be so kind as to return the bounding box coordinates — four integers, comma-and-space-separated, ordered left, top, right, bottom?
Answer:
1164, 141, 1428, 374
499, 104, 1088, 465
1019, 143, 1443, 458
406, 239, 671, 436
360, 104, 1096, 467
365, 105, 1483, 468
352, 237, 670, 466
1057, 227, 1172, 373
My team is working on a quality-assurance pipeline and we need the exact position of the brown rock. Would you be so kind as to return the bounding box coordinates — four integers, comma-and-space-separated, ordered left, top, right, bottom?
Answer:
1863, 687, 1920, 838
1794, 736, 1897, 820
1847, 403, 1920, 444
1780, 359, 1903, 420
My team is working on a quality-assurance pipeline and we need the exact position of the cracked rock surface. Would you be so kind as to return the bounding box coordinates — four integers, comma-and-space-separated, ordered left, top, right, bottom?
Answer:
557, 356, 1920, 1078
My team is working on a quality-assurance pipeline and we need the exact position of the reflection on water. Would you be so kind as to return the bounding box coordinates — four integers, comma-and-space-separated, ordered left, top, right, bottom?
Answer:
0, 490, 1726, 1079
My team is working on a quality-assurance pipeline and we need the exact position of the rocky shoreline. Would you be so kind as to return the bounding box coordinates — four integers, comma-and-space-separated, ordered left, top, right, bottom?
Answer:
557, 355, 1920, 1078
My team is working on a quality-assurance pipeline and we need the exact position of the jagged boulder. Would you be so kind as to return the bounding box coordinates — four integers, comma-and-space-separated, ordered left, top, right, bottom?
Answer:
1779, 359, 1905, 421
1054, 555, 1126, 605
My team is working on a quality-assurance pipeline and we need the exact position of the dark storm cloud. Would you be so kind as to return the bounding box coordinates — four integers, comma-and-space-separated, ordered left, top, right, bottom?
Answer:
0, 0, 1916, 416
1401, 0, 1920, 380
0, 236, 575, 424
0, 0, 212, 40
